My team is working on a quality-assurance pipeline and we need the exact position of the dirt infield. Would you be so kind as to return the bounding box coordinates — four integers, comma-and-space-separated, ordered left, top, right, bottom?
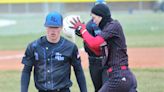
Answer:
0, 48, 164, 70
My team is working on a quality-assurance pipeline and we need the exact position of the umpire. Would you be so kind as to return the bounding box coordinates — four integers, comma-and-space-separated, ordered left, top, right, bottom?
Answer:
84, 20, 103, 92
85, 14, 108, 92
70, 4, 137, 92
21, 12, 87, 92
83, 1, 108, 92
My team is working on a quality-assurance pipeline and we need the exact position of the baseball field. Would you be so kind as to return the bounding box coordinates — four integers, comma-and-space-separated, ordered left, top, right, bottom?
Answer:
0, 11, 164, 92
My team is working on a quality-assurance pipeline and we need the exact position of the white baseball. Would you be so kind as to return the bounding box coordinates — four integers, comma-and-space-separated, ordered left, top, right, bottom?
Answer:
63, 15, 80, 38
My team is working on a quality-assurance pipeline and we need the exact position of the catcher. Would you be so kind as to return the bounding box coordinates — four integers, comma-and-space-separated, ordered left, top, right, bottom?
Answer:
83, 0, 108, 92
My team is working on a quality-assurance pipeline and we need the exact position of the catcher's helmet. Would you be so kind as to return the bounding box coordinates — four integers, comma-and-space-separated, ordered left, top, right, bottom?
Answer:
44, 12, 63, 27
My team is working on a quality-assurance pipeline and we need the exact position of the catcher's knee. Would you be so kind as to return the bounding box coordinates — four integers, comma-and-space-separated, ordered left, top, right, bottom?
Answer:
129, 89, 137, 92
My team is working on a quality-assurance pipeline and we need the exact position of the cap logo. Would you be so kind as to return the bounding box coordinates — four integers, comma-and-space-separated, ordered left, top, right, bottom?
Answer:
51, 16, 57, 22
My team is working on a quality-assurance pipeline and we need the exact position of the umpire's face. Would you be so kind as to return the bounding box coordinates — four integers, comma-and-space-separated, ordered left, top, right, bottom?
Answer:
91, 13, 102, 26
46, 27, 62, 43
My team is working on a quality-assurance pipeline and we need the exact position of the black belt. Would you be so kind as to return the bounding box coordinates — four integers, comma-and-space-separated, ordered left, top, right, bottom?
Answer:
39, 88, 68, 92
89, 56, 103, 59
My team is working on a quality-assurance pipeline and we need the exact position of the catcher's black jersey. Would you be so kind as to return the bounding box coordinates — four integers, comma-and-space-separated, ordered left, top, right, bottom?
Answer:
99, 20, 128, 67
84, 20, 101, 57
22, 36, 86, 91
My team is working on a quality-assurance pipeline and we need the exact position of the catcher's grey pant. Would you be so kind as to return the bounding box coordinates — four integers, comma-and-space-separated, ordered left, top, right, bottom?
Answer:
98, 69, 137, 92
89, 57, 103, 92
89, 57, 108, 92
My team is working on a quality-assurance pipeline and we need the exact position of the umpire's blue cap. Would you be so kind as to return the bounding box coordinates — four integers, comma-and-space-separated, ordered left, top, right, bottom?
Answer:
44, 12, 63, 27
95, 0, 106, 5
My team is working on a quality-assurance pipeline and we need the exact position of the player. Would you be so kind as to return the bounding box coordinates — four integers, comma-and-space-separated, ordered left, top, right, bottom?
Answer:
70, 4, 137, 92
83, 0, 108, 92
21, 12, 87, 92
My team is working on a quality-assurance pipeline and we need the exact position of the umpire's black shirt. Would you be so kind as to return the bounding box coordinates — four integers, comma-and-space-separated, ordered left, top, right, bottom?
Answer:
22, 36, 87, 91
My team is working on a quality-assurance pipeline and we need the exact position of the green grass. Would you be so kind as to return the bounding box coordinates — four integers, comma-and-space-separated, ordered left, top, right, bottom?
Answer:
133, 68, 164, 92
0, 14, 44, 36
0, 12, 164, 50
0, 34, 42, 50
116, 12, 164, 47
0, 68, 164, 92
0, 33, 83, 50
